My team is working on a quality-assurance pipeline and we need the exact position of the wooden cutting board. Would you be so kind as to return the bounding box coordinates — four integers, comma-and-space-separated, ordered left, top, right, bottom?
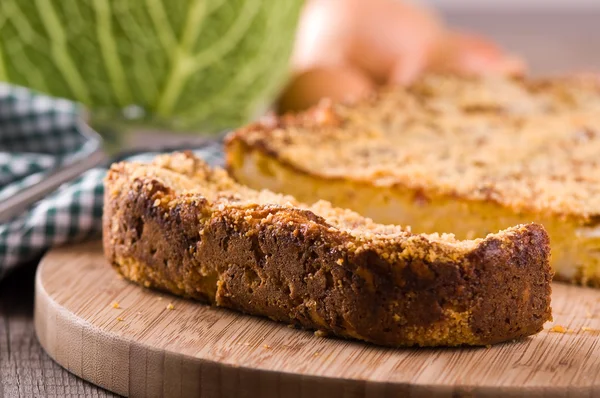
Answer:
35, 241, 600, 398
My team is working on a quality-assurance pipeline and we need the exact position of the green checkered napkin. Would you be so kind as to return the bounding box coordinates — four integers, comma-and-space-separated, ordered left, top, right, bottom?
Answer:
0, 84, 223, 279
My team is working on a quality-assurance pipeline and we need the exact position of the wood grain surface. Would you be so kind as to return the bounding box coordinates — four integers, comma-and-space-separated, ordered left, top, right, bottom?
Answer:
34, 241, 600, 398
0, 259, 117, 398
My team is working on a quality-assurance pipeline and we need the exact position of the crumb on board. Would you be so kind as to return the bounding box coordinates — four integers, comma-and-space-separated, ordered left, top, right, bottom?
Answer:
581, 326, 599, 332
549, 325, 566, 333
485, 345, 492, 349
263, 344, 271, 349
116, 317, 124, 322
313, 352, 320, 357
111, 302, 120, 309
314, 330, 327, 338
166, 303, 175, 310
549, 325, 575, 333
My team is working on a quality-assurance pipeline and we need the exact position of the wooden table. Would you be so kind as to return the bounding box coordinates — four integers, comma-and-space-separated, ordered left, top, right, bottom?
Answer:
2, 9, 600, 398
0, 259, 117, 397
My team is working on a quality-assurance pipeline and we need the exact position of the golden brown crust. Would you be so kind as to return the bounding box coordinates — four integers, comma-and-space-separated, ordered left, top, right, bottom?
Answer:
226, 74, 600, 220
103, 152, 552, 347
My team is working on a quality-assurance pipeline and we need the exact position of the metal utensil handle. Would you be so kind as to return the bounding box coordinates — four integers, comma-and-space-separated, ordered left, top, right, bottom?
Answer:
0, 149, 107, 224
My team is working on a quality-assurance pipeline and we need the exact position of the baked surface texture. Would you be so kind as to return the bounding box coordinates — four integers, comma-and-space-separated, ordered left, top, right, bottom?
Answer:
103, 152, 552, 347
225, 74, 600, 285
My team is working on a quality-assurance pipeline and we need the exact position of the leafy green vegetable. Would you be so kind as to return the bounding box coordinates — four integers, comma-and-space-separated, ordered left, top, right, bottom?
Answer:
0, 0, 303, 131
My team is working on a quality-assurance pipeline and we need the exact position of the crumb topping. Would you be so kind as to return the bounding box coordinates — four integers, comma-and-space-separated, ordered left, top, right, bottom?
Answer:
112, 152, 525, 255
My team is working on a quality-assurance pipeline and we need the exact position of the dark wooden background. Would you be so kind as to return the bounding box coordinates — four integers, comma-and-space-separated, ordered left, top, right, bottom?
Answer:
1, 9, 600, 398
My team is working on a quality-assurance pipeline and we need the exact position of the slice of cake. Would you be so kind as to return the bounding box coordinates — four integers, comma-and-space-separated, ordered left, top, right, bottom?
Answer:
103, 152, 551, 347
226, 74, 600, 286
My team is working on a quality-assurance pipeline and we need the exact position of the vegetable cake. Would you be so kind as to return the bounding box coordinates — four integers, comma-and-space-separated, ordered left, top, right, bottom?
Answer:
103, 152, 552, 347
226, 74, 600, 286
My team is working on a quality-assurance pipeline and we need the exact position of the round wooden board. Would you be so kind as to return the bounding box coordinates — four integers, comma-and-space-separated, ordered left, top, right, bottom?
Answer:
35, 241, 600, 398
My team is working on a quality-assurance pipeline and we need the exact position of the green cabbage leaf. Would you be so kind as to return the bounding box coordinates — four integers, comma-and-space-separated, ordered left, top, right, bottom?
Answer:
0, 0, 303, 131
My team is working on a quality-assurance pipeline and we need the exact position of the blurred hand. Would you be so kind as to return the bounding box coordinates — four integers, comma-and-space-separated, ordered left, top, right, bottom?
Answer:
429, 31, 526, 77
293, 0, 444, 85
281, 0, 526, 112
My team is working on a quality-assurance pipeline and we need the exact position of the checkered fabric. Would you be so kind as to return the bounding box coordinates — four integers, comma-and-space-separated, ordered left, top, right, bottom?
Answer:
0, 84, 223, 279
0, 83, 99, 201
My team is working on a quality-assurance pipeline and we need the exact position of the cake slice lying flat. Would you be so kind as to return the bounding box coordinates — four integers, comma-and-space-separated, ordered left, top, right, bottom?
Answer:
226, 74, 600, 286
103, 152, 551, 347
